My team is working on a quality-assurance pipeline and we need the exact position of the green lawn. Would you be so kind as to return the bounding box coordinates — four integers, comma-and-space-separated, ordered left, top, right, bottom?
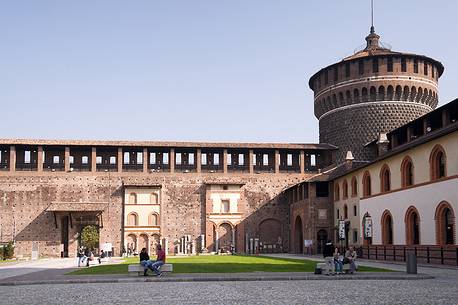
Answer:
68, 255, 390, 275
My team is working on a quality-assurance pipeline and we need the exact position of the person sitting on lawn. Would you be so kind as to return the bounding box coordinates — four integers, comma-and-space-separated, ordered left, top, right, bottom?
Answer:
139, 247, 151, 276
98, 249, 106, 264
345, 246, 357, 274
149, 244, 166, 276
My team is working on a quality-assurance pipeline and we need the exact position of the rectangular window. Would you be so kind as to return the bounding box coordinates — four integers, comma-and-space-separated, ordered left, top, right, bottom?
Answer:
82, 156, 89, 164
414, 59, 418, 73
227, 154, 232, 165
324, 71, 328, 84
315, 182, 329, 197
238, 154, 244, 165
372, 58, 379, 73
337, 209, 340, 219
53, 156, 60, 164
201, 153, 207, 165
358, 60, 364, 75
136, 152, 143, 165
110, 156, 116, 164
387, 57, 393, 72
253, 154, 256, 165
424, 62, 428, 75
188, 153, 194, 165
96, 156, 102, 164
42, 151, 45, 163
24, 151, 31, 164
353, 230, 358, 243
163, 153, 169, 165
345, 62, 350, 77
333, 67, 338, 82
149, 153, 156, 164
310, 154, 316, 166
353, 205, 357, 217
401, 58, 407, 72
123, 152, 130, 164
287, 154, 293, 166
221, 200, 230, 214
69, 156, 74, 164
263, 154, 269, 166
213, 153, 219, 165
175, 153, 182, 165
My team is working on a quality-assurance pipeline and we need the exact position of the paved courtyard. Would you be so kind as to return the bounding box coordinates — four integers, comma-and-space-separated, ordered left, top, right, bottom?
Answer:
1, 278, 458, 305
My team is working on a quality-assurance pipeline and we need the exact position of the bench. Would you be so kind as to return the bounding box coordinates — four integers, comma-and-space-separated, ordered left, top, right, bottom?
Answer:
128, 263, 173, 276
316, 260, 358, 275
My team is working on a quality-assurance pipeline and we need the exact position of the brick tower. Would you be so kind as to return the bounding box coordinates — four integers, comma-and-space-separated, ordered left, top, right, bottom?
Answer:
309, 26, 444, 162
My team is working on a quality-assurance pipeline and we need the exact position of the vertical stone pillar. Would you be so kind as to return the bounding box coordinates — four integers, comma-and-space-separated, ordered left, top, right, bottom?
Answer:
170, 148, 175, 173
196, 149, 201, 173
37, 146, 43, 172
91, 147, 97, 173
215, 231, 219, 252
274, 150, 280, 173
64, 146, 70, 172
300, 150, 305, 174
192, 240, 196, 255
143, 148, 148, 173
248, 150, 254, 174
117, 148, 123, 173
9, 146, 16, 172
223, 149, 228, 174
200, 234, 205, 252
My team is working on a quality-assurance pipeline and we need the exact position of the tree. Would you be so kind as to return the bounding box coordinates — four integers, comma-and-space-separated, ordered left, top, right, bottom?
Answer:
81, 225, 99, 250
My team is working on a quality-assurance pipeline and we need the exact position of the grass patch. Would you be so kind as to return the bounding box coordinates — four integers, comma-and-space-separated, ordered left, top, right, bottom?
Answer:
68, 255, 390, 275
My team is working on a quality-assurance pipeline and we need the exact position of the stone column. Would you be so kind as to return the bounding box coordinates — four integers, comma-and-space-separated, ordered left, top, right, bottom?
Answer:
91, 147, 97, 173
191, 240, 196, 255
170, 148, 175, 173
143, 148, 148, 173
117, 148, 123, 173
248, 150, 254, 174
64, 146, 70, 172
215, 231, 219, 252
196, 148, 201, 173
9, 146, 16, 172
232, 228, 236, 249
223, 149, 228, 174
274, 150, 280, 173
300, 151, 305, 174
37, 146, 43, 172
200, 234, 205, 251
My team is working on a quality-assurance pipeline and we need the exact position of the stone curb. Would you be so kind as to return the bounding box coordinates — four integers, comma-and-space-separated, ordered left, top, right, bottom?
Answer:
0, 274, 434, 286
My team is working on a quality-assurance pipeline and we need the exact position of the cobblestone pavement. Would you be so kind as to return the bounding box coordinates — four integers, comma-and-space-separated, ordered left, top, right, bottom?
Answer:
1, 279, 458, 305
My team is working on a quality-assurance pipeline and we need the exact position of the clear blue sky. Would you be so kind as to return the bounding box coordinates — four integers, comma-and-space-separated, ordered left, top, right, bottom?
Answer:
1, 0, 457, 143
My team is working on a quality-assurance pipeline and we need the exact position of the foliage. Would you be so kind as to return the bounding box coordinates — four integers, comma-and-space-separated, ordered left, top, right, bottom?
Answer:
2, 241, 15, 260
80, 225, 99, 250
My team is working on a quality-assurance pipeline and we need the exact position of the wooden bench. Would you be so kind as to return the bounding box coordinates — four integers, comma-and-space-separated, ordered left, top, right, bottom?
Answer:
128, 263, 173, 276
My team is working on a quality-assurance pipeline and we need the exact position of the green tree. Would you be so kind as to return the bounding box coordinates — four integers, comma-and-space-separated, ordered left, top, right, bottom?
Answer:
81, 225, 99, 250
3, 241, 14, 259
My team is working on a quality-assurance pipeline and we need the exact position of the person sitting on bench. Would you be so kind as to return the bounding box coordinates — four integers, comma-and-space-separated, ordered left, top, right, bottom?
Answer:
150, 244, 166, 276
344, 247, 357, 274
139, 247, 152, 276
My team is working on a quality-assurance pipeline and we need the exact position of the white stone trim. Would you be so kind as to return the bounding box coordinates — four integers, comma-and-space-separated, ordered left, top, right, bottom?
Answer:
314, 75, 438, 101
318, 101, 433, 120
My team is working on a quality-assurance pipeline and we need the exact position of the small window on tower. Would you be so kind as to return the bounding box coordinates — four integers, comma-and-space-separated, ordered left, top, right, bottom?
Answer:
372, 58, 379, 73
227, 154, 232, 165
387, 57, 393, 72
414, 59, 418, 73
238, 154, 244, 166
287, 154, 293, 166
201, 153, 207, 165
359, 60, 364, 75
263, 154, 269, 166
401, 58, 407, 72
188, 153, 195, 165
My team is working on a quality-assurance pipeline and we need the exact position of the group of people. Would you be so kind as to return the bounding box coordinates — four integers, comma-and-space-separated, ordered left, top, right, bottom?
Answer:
78, 247, 107, 267
323, 242, 357, 274
140, 244, 166, 276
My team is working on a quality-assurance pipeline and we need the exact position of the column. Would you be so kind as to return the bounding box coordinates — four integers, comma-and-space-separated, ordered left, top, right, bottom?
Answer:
300, 151, 305, 174
170, 148, 175, 173
117, 148, 123, 172
223, 149, 228, 174
200, 234, 205, 251
64, 147, 70, 172
91, 147, 97, 173
37, 146, 43, 172
143, 148, 148, 173
9, 146, 16, 172
248, 150, 254, 174
196, 148, 201, 173
274, 150, 280, 173
215, 231, 219, 252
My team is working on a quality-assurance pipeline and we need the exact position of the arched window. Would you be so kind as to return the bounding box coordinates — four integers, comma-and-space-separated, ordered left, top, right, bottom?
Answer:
127, 212, 138, 226
435, 202, 455, 245
334, 183, 340, 201
378, 86, 385, 101
148, 213, 159, 226
362, 171, 371, 197
342, 180, 348, 199
430, 145, 446, 180
362, 87, 368, 102
387, 85, 394, 100
401, 156, 414, 187
129, 193, 137, 204
381, 210, 394, 245
351, 176, 358, 197
405, 207, 420, 245
150, 193, 159, 204
344, 204, 348, 219
380, 164, 391, 193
